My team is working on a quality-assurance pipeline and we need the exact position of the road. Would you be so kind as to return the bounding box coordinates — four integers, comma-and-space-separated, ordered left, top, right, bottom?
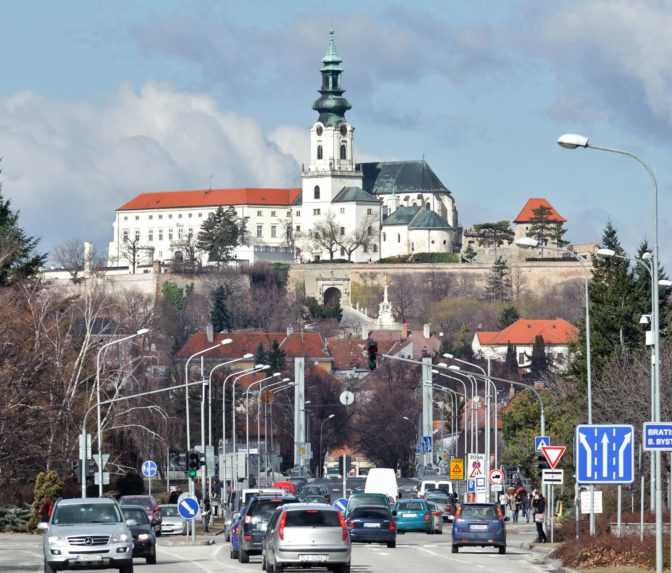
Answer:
0, 523, 550, 573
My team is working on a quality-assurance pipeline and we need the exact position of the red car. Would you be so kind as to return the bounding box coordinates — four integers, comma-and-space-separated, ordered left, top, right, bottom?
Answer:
271, 481, 297, 495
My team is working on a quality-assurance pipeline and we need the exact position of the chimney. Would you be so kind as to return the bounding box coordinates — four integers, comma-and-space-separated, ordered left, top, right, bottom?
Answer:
423, 323, 431, 339
206, 323, 214, 343
83, 241, 93, 274
401, 323, 409, 339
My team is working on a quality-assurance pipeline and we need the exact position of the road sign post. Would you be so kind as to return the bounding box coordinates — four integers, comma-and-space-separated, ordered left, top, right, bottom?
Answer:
449, 458, 464, 481
535, 435, 550, 451
541, 445, 566, 469
177, 494, 200, 545
142, 460, 158, 495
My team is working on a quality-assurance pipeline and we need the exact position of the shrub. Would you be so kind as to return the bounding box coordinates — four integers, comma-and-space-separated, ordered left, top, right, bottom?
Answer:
27, 470, 64, 531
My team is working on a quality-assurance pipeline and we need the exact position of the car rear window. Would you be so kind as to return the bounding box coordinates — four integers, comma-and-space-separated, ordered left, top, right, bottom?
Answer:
350, 507, 390, 520
286, 510, 340, 527
160, 506, 179, 517
350, 494, 387, 506
122, 508, 149, 524
460, 505, 498, 520
250, 499, 297, 521
52, 503, 121, 525
426, 493, 450, 502
398, 501, 426, 511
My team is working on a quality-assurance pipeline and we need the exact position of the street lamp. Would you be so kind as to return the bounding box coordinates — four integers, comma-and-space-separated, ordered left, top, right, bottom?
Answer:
246, 373, 281, 485
95, 327, 150, 496
270, 383, 295, 461
258, 378, 292, 484
319, 414, 337, 478
434, 366, 469, 457
559, 133, 662, 561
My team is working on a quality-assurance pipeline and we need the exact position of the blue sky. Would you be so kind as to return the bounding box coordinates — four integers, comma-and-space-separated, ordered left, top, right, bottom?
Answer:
1, 0, 671, 265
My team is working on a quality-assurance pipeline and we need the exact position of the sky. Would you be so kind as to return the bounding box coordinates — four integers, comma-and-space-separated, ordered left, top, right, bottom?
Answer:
1, 0, 672, 266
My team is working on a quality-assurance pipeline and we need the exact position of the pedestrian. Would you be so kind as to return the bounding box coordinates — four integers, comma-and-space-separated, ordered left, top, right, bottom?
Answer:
202, 498, 212, 533
39, 496, 54, 523
168, 487, 179, 504
532, 491, 548, 543
518, 489, 529, 523
513, 490, 522, 523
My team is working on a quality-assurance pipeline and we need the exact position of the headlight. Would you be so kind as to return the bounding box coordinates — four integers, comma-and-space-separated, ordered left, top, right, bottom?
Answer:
138, 533, 150, 541
110, 533, 129, 543
47, 536, 62, 544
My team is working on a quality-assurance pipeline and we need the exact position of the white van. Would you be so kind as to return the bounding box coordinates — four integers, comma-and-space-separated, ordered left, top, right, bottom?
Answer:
418, 480, 453, 497
364, 468, 398, 501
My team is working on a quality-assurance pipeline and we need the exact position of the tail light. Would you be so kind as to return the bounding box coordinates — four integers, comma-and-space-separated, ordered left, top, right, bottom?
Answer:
243, 534, 252, 541
277, 512, 287, 540
454, 506, 462, 519
346, 519, 353, 530
337, 512, 348, 541
423, 512, 431, 522
388, 520, 396, 532
496, 506, 504, 521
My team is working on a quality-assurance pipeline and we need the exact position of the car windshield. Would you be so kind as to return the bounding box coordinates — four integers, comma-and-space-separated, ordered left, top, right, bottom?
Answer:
160, 506, 179, 517
397, 501, 425, 511
120, 497, 153, 509
350, 507, 390, 520
286, 510, 340, 527
460, 505, 499, 520
52, 503, 122, 525
122, 508, 149, 524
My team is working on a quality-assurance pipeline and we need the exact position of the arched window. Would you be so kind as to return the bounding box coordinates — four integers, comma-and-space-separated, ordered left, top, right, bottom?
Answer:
317, 145, 323, 160
426, 202, 431, 210
340, 143, 347, 160
314, 185, 320, 200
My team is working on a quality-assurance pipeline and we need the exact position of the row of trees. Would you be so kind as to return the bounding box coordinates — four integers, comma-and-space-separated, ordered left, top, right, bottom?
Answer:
307, 213, 378, 262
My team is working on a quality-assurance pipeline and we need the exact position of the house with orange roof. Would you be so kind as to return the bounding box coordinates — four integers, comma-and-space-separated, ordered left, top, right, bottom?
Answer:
513, 198, 567, 247
472, 318, 578, 372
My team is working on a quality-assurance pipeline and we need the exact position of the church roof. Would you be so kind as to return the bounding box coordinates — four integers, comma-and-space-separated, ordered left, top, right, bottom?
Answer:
514, 198, 566, 223
381, 206, 420, 226
118, 188, 301, 211
408, 209, 452, 230
359, 160, 451, 196
332, 186, 380, 204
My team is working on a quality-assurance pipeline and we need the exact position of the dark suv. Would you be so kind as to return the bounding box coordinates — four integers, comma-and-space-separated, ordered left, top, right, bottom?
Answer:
238, 494, 299, 563
118, 495, 161, 536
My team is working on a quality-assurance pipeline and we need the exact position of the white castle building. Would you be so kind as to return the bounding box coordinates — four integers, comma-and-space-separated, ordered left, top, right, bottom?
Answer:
107, 32, 460, 269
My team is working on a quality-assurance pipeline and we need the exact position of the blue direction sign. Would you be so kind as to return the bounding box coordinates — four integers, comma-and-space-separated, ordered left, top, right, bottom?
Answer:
141, 460, 157, 478
535, 435, 550, 451
422, 435, 433, 454
643, 422, 672, 451
467, 480, 476, 493
333, 498, 348, 514
178, 496, 200, 521
576, 424, 634, 484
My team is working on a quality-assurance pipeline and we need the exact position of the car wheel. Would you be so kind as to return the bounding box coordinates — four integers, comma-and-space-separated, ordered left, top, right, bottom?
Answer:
499, 545, 506, 555
44, 560, 57, 573
387, 540, 396, 548
273, 563, 283, 573
238, 549, 249, 564
147, 548, 157, 565
452, 545, 459, 553
119, 562, 134, 573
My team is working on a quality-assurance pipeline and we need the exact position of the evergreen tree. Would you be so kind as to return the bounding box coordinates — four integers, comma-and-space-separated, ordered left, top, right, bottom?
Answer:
632, 240, 671, 332
505, 342, 518, 375
254, 343, 267, 366
197, 206, 245, 267
267, 340, 286, 373
530, 335, 547, 375
305, 297, 343, 322
526, 204, 569, 252
210, 285, 233, 332
0, 181, 45, 286
473, 221, 514, 248
461, 243, 477, 263
498, 305, 520, 329
484, 256, 512, 302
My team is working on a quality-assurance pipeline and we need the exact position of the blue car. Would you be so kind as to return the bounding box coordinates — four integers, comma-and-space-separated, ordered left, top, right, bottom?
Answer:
229, 506, 248, 559
452, 503, 507, 554
392, 499, 432, 533
347, 505, 396, 548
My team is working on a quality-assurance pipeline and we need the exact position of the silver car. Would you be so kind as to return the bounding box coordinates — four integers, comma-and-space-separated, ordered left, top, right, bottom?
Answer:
159, 504, 186, 535
40, 498, 135, 573
262, 503, 351, 573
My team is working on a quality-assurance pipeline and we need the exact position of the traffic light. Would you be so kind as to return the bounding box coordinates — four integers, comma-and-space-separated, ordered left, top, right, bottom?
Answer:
537, 453, 549, 472
367, 339, 378, 370
187, 450, 200, 479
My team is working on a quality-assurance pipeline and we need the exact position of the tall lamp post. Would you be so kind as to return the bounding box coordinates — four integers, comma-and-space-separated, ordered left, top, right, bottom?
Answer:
95, 327, 150, 496
245, 373, 281, 485
319, 414, 336, 478
433, 368, 469, 457
558, 133, 662, 561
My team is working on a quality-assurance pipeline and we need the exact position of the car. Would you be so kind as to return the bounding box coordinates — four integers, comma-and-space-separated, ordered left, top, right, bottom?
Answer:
158, 504, 186, 535
262, 503, 351, 573
392, 499, 432, 534
39, 497, 135, 573
299, 485, 331, 504
118, 495, 162, 535
120, 505, 157, 564
288, 476, 309, 493
224, 510, 240, 542
425, 501, 444, 534
425, 491, 455, 522
241, 488, 286, 507
238, 494, 300, 563
345, 493, 390, 517
272, 481, 298, 496
346, 505, 396, 548
452, 503, 507, 554
229, 507, 247, 560
364, 468, 398, 501
418, 479, 453, 497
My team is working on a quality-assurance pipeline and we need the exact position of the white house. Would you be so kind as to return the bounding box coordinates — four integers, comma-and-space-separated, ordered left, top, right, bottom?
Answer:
472, 318, 578, 372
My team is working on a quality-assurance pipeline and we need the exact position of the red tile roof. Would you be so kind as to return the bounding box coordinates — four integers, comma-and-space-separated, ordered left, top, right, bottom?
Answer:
476, 319, 578, 346
118, 188, 302, 211
514, 198, 566, 223
175, 329, 329, 361
327, 335, 402, 370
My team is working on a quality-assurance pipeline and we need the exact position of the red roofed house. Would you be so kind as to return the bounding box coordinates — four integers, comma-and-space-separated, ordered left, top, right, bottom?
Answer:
472, 318, 578, 372
513, 198, 567, 248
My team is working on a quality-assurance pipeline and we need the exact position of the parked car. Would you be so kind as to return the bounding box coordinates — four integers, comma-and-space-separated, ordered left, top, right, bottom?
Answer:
39, 497, 134, 573
158, 504, 186, 535
392, 499, 432, 534
452, 503, 507, 554
120, 505, 157, 564
300, 485, 331, 504
262, 504, 351, 573
425, 491, 455, 522
425, 501, 444, 534
229, 507, 247, 560
345, 493, 390, 517
346, 505, 396, 548
364, 468, 398, 501
238, 494, 300, 563
118, 495, 162, 535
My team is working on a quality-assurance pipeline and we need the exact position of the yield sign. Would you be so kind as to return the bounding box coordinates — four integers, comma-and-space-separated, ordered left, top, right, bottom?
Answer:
541, 445, 566, 469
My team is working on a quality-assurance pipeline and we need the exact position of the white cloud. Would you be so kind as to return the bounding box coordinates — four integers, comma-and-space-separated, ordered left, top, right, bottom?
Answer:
0, 83, 300, 257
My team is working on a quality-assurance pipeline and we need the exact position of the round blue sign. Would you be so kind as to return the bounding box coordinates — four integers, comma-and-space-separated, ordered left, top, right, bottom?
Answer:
333, 498, 348, 514
142, 460, 158, 478
178, 496, 200, 520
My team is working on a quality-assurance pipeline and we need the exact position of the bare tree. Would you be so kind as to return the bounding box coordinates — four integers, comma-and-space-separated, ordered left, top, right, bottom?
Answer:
53, 240, 86, 282
121, 238, 153, 274
390, 274, 419, 324
337, 214, 379, 262
171, 233, 201, 273
308, 213, 341, 261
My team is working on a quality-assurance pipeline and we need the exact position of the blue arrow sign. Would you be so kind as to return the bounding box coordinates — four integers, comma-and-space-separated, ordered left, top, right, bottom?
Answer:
141, 460, 157, 478
178, 496, 200, 520
422, 435, 433, 454
333, 498, 348, 514
467, 480, 476, 492
643, 422, 672, 451
576, 424, 634, 484
535, 435, 550, 452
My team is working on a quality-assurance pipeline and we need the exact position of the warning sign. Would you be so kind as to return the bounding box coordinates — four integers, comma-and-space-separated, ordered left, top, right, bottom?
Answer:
449, 458, 464, 480
467, 453, 487, 480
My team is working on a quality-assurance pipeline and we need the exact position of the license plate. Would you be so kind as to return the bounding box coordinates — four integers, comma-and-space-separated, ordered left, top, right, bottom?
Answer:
299, 554, 327, 562
76, 555, 102, 562
363, 523, 381, 528
402, 513, 416, 518
470, 524, 488, 531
